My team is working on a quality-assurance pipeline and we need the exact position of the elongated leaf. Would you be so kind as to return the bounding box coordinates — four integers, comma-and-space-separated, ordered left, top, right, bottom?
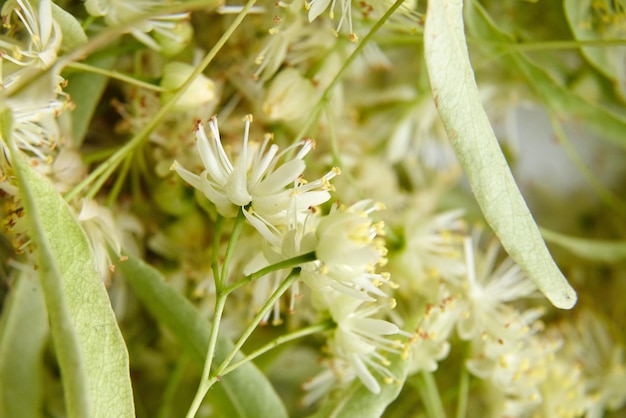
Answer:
0, 271, 48, 418
542, 228, 626, 263
307, 352, 409, 418
423, 0, 576, 309
115, 255, 288, 418
65, 52, 117, 146
2, 108, 135, 418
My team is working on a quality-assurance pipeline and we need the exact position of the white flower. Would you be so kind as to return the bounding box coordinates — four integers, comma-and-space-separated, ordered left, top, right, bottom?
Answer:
172, 115, 337, 240
455, 233, 538, 340
0, 0, 62, 89
300, 201, 392, 301
392, 196, 466, 298
466, 308, 554, 416
407, 287, 460, 373
320, 295, 404, 395
559, 312, 626, 417
306, 0, 358, 41
84, 0, 190, 51
77, 200, 124, 282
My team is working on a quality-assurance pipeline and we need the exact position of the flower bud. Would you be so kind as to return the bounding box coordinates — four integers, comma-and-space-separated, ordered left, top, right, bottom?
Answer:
160, 62, 216, 110
263, 68, 318, 123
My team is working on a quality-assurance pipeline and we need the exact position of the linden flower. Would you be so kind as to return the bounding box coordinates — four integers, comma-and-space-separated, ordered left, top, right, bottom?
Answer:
300, 200, 392, 301
325, 295, 405, 394
0, 0, 62, 88
306, 0, 358, 41
172, 115, 336, 233
455, 234, 538, 340
84, 0, 190, 52
303, 294, 407, 402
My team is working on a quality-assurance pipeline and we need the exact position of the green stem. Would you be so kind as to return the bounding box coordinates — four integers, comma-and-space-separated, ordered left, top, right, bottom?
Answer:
223, 252, 316, 294
221, 320, 334, 376
206, 269, 301, 389
415, 371, 446, 418
291, 0, 406, 145
186, 293, 228, 418
219, 209, 246, 289
211, 215, 225, 287
455, 366, 469, 418
65, 62, 166, 92
106, 153, 132, 207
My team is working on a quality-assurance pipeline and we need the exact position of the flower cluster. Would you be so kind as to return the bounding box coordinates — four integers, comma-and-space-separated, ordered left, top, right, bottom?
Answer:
173, 114, 407, 396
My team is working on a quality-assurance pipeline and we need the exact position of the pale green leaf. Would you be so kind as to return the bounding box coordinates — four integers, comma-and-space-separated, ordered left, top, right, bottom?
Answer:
424, 0, 577, 309
115, 255, 289, 418
542, 228, 626, 263
307, 351, 409, 418
0, 271, 48, 418
65, 53, 117, 145
3, 108, 135, 417
51, 2, 88, 52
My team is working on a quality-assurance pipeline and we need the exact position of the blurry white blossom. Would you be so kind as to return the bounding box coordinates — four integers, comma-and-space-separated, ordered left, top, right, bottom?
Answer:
455, 234, 538, 340
84, 0, 190, 52
0, 0, 62, 89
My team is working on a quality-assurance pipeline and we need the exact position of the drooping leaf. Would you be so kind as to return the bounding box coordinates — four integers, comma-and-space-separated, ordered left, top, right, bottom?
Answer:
115, 255, 289, 418
423, 0, 577, 309
0, 271, 48, 418
542, 228, 626, 263
2, 107, 135, 418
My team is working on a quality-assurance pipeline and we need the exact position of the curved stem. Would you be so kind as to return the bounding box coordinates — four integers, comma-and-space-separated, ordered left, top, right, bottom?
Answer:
416, 371, 446, 418
211, 215, 225, 287
219, 209, 246, 289
455, 366, 469, 418
221, 320, 334, 376
186, 293, 228, 418
223, 251, 316, 294
65, 62, 167, 92
206, 269, 301, 390
291, 0, 406, 145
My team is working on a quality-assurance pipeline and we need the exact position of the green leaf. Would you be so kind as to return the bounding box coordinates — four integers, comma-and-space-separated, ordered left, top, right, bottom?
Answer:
50, 2, 88, 52
3, 108, 135, 417
115, 255, 289, 418
307, 351, 409, 418
542, 228, 626, 263
423, 0, 577, 309
0, 271, 48, 418
64, 52, 117, 146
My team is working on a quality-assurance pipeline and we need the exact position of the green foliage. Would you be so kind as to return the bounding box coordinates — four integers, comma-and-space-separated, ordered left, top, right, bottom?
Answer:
3, 109, 135, 417
116, 255, 289, 418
